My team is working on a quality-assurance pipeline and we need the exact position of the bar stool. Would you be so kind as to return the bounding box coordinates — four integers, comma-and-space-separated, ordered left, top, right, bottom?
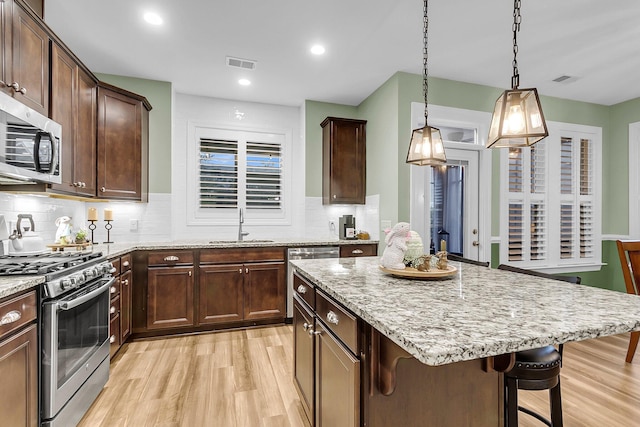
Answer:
498, 264, 581, 427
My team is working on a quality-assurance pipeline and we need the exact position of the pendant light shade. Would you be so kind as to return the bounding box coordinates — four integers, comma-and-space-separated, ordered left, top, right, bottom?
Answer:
406, 125, 446, 166
487, 0, 548, 149
406, 0, 446, 166
487, 87, 548, 148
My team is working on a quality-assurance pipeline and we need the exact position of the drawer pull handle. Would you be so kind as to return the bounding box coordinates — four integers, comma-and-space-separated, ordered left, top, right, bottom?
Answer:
110, 306, 116, 314
164, 256, 179, 262
303, 322, 310, 331
110, 335, 116, 344
326, 310, 339, 325
110, 286, 117, 294
297, 285, 307, 294
123, 261, 130, 267
0, 310, 21, 326
352, 249, 364, 254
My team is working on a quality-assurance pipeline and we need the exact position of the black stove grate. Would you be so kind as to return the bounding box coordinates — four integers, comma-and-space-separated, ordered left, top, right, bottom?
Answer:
0, 251, 103, 277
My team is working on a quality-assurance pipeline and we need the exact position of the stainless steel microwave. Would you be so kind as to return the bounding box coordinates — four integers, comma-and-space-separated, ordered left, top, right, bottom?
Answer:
0, 91, 62, 185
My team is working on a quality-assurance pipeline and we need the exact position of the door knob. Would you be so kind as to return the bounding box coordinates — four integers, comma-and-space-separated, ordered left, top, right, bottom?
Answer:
472, 241, 480, 247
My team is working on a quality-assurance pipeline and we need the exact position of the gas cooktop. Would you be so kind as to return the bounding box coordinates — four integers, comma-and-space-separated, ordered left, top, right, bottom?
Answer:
0, 251, 104, 277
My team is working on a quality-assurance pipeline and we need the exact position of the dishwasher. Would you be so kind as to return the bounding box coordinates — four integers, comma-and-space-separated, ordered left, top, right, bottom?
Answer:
287, 246, 340, 318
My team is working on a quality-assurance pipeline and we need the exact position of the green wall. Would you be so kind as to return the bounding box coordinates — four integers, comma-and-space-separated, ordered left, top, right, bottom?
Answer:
305, 70, 639, 292
95, 73, 172, 194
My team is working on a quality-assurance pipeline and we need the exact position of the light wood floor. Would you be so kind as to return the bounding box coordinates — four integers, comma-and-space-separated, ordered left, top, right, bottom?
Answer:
79, 327, 640, 427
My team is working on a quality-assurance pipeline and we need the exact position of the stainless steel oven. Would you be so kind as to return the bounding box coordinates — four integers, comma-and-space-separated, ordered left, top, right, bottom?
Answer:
33, 254, 114, 427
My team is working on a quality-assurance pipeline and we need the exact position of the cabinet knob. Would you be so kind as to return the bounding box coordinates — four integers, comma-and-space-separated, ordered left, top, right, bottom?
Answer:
123, 261, 130, 267
100, 187, 106, 192
303, 322, 310, 331
188, 271, 192, 277
110, 286, 117, 294
239, 268, 242, 274
123, 279, 129, 286
0, 310, 21, 325
110, 306, 116, 314
110, 335, 116, 344
245, 267, 249, 274
326, 310, 339, 325
297, 285, 307, 294
333, 195, 337, 199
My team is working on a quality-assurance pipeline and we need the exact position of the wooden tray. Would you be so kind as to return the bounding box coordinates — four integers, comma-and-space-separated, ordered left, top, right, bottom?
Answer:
379, 264, 457, 280
47, 242, 92, 252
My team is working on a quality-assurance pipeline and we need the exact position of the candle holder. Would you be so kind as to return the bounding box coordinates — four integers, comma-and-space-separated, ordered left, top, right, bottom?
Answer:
104, 220, 114, 244
88, 220, 97, 244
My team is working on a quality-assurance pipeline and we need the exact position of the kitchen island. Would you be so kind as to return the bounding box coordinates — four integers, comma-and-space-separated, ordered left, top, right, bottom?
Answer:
290, 256, 640, 426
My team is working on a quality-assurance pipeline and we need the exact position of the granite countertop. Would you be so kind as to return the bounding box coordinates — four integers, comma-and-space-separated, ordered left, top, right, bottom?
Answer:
0, 238, 378, 300
290, 257, 640, 367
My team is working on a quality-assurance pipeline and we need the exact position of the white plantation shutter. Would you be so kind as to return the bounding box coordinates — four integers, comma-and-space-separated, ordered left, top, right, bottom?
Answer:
199, 138, 239, 209
508, 202, 524, 261
500, 122, 601, 271
246, 141, 283, 210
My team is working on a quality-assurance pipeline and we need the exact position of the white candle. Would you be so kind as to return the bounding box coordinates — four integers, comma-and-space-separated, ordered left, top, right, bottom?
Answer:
88, 207, 98, 221
104, 208, 113, 221
440, 239, 446, 252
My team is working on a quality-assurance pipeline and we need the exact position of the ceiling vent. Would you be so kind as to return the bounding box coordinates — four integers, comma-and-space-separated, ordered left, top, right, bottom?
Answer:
226, 56, 257, 71
552, 75, 578, 84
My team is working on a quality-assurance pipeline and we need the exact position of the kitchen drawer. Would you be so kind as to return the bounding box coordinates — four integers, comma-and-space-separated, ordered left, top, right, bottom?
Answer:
200, 247, 285, 264
110, 257, 121, 275
148, 250, 194, 266
0, 291, 37, 341
109, 277, 121, 298
121, 253, 132, 272
340, 244, 377, 258
293, 273, 315, 309
316, 289, 359, 355
110, 295, 120, 320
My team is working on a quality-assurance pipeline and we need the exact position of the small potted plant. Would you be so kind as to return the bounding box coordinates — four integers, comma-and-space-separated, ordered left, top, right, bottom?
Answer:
75, 227, 88, 244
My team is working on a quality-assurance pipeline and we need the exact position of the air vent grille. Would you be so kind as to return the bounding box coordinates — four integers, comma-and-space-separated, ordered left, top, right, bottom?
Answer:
552, 75, 578, 83
226, 56, 257, 70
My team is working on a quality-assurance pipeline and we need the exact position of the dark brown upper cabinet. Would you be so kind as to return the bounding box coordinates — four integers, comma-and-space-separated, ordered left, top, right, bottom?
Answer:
321, 117, 367, 205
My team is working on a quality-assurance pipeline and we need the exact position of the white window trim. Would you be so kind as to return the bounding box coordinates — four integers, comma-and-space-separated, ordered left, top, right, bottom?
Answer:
186, 120, 293, 226
629, 121, 640, 238
499, 120, 603, 273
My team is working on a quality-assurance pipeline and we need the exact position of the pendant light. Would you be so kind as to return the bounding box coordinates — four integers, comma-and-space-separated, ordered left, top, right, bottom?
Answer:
406, 0, 446, 166
487, 0, 548, 148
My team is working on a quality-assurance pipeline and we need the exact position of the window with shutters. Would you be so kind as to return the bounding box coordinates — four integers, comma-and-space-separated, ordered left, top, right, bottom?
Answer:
499, 122, 602, 272
187, 123, 291, 225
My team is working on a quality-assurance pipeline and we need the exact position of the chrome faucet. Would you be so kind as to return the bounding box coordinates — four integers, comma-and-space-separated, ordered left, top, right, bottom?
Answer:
238, 208, 249, 241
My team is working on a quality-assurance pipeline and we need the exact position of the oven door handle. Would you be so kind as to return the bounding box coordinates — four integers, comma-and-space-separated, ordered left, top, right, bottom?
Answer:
57, 277, 115, 311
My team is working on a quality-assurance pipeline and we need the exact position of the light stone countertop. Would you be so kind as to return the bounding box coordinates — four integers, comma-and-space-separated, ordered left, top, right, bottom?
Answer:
290, 256, 640, 366
0, 238, 377, 300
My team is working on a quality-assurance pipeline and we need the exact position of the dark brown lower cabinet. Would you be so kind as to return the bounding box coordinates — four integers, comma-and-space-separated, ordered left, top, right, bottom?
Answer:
293, 297, 315, 422
0, 323, 38, 427
198, 264, 244, 324
147, 266, 194, 329
244, 261, 285, 320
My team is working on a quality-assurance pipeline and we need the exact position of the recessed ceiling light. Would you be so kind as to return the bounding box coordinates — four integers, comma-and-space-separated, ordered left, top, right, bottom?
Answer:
310, 44, 326, 55
143, 12, 163, 26
238, 79, 251, 86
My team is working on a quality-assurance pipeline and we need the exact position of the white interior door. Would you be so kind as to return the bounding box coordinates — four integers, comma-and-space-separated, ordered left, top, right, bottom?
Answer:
409, 104, 491, 262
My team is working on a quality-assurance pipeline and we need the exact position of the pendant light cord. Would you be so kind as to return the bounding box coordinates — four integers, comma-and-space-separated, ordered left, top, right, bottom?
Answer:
511, 0, 522, 90
423, 0, 429, 123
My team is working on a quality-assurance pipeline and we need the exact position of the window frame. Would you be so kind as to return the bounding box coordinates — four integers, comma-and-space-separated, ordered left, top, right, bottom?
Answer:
186, 121, 292, 226
499, 121, 603, 273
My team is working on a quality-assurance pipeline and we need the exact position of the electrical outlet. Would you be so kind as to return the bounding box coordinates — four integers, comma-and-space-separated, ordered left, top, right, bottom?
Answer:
129, 219, 139, 231
381, 220, 392, 231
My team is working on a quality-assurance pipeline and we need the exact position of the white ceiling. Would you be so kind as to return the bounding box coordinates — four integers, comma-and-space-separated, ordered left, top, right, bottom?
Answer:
44, 0, 640, 107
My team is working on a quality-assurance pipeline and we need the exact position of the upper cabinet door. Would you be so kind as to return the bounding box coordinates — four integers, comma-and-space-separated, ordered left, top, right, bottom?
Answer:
97, 85, 149, 201
321, 117, 367, 205
11, 1, 49, 115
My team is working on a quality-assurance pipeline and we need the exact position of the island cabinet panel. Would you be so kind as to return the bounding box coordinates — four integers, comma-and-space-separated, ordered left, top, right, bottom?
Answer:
109, 253, 133, 358
198, 264, 244, 324
293, 297, 315, 423
362, 327, 503, 427
321, 117, 367, 205
147, 266, 194, 330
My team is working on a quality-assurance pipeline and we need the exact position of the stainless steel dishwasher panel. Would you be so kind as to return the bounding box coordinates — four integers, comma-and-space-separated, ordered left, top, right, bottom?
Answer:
287, 246, 339, 318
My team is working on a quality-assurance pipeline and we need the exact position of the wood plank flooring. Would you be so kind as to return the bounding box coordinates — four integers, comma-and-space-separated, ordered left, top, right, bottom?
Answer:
79, 327, 640, 426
